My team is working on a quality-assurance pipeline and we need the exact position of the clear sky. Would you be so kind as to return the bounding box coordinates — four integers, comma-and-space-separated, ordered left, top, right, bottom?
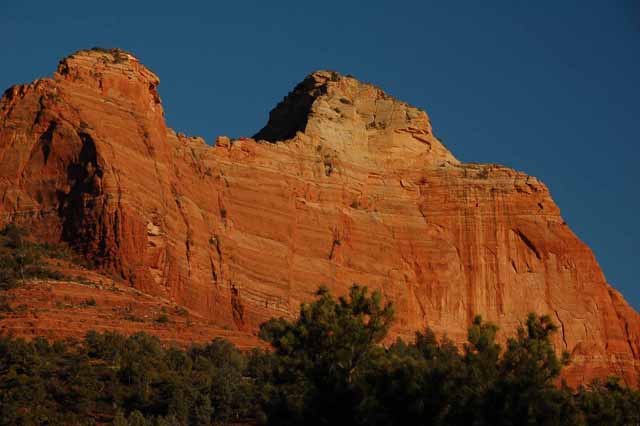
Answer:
1, 1, 638, 310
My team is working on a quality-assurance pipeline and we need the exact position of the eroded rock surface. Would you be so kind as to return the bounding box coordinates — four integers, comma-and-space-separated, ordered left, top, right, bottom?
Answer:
0, 49, 637, 386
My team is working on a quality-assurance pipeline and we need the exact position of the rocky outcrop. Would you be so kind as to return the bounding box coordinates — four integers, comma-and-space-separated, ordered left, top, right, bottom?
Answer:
0, 49, 637, 386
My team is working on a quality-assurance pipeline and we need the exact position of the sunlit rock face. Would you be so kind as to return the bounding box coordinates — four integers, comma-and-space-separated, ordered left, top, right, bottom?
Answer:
0, 49, 637, 386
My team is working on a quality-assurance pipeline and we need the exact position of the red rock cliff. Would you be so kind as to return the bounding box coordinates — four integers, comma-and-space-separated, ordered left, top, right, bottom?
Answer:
0, 49, 637, 386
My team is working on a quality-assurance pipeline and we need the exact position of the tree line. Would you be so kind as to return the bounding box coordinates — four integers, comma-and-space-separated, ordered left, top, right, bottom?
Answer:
0, 284, 638, 426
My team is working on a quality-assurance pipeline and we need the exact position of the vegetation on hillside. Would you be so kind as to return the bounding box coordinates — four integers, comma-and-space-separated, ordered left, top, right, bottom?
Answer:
0, 224, 82, 290
0, 225, 638, 424
0, 283, 638, 425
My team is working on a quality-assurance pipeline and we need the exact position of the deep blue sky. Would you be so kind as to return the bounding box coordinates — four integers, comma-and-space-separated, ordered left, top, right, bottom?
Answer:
1, 1, 638, 310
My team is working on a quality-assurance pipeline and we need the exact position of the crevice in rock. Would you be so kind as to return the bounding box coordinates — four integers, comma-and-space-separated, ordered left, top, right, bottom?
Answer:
554, 309, 568, 350
230, 282, 245, 329
211, 235, 222, 258
208, 235, 222, 286
32, 94, 48, 128
412, 277, 427, 320
208, 255, 218, 284
513, 229, 542, 260
329, 238, 341, 260
38, 121, 57, 165
171, 185, 192, 277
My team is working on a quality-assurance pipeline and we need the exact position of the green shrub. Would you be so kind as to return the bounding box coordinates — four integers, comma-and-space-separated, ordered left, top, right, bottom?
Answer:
154, 314, 170, 324
0, 295, 12, 312
0, 224, 77, 289
124, 314, 145, 323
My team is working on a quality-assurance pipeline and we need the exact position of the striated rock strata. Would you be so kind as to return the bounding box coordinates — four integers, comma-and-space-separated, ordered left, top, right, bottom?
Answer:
0, 49, 637, 386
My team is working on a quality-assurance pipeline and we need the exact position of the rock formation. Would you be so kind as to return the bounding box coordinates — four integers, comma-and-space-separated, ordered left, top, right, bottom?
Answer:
0, 48, 637, 386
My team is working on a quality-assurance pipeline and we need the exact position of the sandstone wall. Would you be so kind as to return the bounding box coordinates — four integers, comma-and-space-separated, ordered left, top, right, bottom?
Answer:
0, 49, 637, 386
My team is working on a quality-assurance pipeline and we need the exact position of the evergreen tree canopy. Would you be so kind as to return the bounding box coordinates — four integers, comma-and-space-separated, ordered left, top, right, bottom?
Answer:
0, 284, 637, 425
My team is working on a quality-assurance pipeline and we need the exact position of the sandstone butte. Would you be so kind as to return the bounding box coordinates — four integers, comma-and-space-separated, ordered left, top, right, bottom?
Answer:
0, 48, 637, 387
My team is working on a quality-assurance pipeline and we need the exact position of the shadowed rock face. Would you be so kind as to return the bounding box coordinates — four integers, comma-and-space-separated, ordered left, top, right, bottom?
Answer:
0, 48, 638, 386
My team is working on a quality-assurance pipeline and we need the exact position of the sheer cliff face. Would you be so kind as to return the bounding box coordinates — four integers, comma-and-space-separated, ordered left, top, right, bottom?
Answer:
0, 49, 637, 386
